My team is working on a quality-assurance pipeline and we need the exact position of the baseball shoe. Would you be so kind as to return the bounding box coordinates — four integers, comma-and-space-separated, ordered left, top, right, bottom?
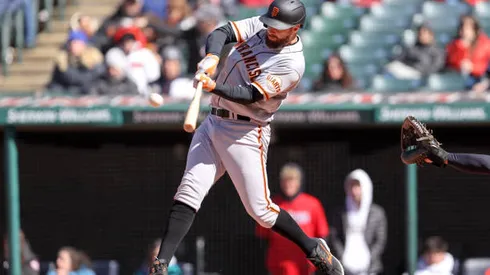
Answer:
308, 238, 344, 275
150, 257, 168, 275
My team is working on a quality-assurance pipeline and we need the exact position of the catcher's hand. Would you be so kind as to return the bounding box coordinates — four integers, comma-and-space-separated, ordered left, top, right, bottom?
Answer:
400, 116, 448, 167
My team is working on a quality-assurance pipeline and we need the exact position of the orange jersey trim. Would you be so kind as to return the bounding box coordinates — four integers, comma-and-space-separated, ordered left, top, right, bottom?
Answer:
252, 82, 271, 100
230, 21, 243, 43
257, 126, 280, 214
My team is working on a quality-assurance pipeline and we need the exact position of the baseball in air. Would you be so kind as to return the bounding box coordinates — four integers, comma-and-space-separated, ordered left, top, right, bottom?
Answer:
149, 93, 164, 107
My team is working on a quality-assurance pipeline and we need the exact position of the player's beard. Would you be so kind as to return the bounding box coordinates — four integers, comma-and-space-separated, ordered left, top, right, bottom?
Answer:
265, 32, 296, 49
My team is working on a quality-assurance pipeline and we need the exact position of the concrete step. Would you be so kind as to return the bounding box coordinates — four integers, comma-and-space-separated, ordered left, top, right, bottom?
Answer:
1, 73, 51, 87
23, 46, 60, 59
36, 32, 68, 46
9, 60, 55, 75
65, 5, 115, 17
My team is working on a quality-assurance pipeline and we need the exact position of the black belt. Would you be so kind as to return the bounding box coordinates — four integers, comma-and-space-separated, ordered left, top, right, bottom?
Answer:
211, 107, 251, 122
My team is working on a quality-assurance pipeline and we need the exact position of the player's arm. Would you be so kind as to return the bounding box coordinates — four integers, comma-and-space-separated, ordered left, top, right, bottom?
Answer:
446, 153, 490, 175
195, 74, 264, 104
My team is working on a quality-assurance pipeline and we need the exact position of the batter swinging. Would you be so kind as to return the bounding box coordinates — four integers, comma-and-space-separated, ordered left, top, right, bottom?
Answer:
151, 0, 344, 274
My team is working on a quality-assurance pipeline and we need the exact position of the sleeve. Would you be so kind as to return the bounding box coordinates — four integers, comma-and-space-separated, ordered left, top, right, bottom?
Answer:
370, 206, 388, 260
229, 16, 265, 44
445, 41, 464, 70
313, 199, 329, 238
251, 62, 303, 100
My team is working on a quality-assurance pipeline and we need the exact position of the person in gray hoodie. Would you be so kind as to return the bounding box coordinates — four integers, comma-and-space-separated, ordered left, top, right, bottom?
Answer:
328, 169, 388, 275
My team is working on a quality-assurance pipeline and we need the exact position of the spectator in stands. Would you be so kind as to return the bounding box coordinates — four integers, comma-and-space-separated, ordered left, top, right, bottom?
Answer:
70, 13, 100, 42
328, 169, 387, 275
446, 15, 490, 92
238, 0, 271, 8
152, 45, 193, 98
142, 0, 168, 20
134, 238, 182, 275
92, 0, 148, 53
23, 0, 37, 48
89, 50, 139, 95
105, 32, 161, 95
385, 24, 445, 80
326, 0, 380, 8
256, 163, 329, 275
47, 247, 95, 275
414, 236, 455, 275
46, 31, 105, 94
312, 54, 355, 92
3, 230, 40, 275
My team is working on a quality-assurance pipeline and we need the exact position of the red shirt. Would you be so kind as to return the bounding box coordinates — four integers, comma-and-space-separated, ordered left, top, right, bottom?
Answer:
256, 193, 329, 275
446, 33, 490, 77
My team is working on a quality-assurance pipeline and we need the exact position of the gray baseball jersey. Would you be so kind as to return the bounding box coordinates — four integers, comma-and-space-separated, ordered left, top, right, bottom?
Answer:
173, 17, 305, 229
212, 16, 305, 124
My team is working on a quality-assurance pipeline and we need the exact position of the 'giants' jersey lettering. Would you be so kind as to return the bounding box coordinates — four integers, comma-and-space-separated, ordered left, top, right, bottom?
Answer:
235, 43, 262, 82
212, 16, 305, 124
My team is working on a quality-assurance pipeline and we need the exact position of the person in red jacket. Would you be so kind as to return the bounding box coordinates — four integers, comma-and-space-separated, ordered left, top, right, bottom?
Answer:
256, 163, 330, 275
446, 15, 490, 91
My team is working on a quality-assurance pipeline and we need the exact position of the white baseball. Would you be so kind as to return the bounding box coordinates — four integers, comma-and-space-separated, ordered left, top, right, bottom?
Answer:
149, 93, 164, 107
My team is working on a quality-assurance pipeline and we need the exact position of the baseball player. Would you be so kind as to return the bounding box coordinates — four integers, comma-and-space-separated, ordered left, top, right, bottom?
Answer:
150, 0, 344, 274
401, 116, 490, 175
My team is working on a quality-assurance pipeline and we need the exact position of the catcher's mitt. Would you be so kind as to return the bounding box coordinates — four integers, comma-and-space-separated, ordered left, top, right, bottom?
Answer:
400, 116, 448, 167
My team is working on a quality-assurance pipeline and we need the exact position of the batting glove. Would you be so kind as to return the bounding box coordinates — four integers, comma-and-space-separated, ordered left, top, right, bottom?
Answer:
197, 54, 220, 76
194, 73, 216, 92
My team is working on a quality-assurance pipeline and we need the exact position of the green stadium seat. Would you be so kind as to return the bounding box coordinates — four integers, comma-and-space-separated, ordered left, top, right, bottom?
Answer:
320, 2, 365, 19
349, 31, 399, 49
301, 30, 346, 49
384, 0, 425, 5
303, 62, 323, 79
347, 63, 379, 79
230, 6, 267, 21
339, 45, 389, 65
370, 74, 422, 92
475, 1, 490, 19
309, 15, 356, 35
427, 72, 466, 91
422, 1, 470, 18
412, 13, 459, 33
359, 15, 407, 35
370, 2, 418, 19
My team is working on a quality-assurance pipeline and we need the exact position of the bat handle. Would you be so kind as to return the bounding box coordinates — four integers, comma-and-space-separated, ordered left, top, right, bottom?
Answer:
183, 81, 204, 133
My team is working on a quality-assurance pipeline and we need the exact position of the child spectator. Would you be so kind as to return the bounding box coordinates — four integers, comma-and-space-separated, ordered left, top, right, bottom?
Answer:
386, 24, 445, 79
46, 31, 105, 94
153, 46, 193, 98
46, 247, 95, 275
70, 13, 100, 42
414, 236, 455, 275
446, 15, 490, 91
312, 54, 355, 92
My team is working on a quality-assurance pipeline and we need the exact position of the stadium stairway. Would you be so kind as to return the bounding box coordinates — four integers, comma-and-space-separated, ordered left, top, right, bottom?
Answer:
0, 0, 119, 92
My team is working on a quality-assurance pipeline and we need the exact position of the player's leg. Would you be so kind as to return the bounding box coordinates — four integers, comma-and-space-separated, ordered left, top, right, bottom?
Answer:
153, 117, 225, 273
212, 122, 343, 274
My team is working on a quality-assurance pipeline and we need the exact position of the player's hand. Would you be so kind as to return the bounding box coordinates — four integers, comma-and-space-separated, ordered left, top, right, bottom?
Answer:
194, 73, 216, 92
197, 54, 220, 76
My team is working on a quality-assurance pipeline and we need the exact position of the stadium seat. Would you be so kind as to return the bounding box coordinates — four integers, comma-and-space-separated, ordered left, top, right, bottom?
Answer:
349, 30, 399, 49
422, 1, 470, 19
384, 0, 425, 5
427, 72, 466, 92
475, 1, 490, 19
370, 2, 418, 19
303, 62, 323, 79
301, 30, 346, 48
230, 6, 267, 21
339, 45, 389, 65
359, 15, 408, 35
309, 15, 356, 35
347, 63, 379, 78
370, 74, 421, 92
320, 2, 365, 20
461, 258, 490, 275
412, 13, 459, 34
402, 28, 454, 47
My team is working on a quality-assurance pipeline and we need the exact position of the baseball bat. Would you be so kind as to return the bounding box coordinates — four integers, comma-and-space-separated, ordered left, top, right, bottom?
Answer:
183, 81, 203, 133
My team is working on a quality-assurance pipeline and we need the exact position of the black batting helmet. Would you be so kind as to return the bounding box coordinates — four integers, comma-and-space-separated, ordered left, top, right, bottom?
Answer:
259, 0, 306, 30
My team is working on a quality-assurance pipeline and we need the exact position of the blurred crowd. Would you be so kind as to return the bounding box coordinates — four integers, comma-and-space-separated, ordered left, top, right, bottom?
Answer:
44, 0, 233, 98
312, 13, 490, 93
